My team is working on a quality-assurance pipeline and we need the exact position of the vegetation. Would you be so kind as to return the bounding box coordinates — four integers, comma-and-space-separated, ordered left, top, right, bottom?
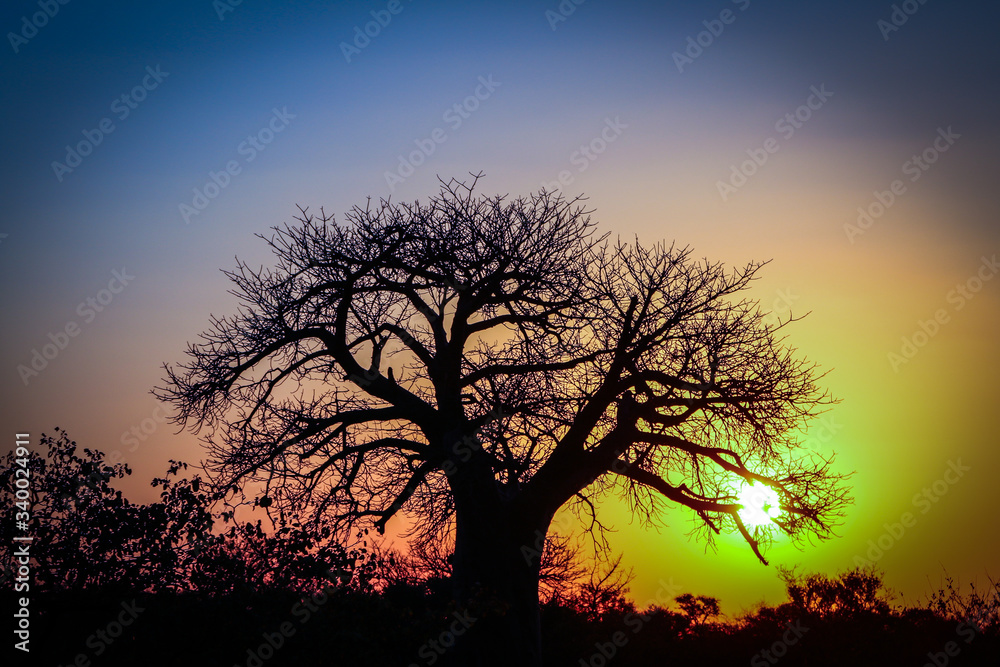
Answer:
2, 431, 996, 666
154, 176, 850, 664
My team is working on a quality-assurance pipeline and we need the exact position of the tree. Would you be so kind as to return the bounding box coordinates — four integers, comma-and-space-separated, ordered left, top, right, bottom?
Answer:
779, 566, 893, 619
675, 593, 721, 628
157, 174, 850, 665
0, 429, 363, 596
0, 429, 214, 592
562, 553, 635, 622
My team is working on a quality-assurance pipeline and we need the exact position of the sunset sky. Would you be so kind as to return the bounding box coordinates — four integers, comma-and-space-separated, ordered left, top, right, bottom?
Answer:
2, 0, 998, 615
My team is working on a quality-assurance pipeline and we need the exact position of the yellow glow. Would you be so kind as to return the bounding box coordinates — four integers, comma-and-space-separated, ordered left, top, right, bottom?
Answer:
737, 482, 782, 528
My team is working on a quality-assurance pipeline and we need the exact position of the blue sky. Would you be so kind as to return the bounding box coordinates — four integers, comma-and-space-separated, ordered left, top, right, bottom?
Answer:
2, 0, 999, 613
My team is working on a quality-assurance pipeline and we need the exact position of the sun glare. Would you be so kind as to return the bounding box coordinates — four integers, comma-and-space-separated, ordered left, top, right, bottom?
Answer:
737, 482, 783, 528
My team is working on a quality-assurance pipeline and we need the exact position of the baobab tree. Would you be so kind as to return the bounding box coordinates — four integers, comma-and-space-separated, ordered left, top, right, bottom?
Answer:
157, 175, 849, 666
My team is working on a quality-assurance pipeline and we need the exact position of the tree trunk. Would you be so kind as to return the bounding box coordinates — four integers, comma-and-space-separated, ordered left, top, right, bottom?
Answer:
445, 491, 549, 667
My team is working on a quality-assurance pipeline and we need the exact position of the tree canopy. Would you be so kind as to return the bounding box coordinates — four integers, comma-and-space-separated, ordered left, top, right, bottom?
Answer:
158, 175, 848, 560
156, 174, 851, 662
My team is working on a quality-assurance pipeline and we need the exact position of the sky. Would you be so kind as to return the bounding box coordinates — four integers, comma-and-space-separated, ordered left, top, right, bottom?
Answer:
1, 0, 998, 615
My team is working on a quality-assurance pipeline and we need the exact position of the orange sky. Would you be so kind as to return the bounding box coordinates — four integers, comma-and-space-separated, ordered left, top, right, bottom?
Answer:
2, 0, 998, 615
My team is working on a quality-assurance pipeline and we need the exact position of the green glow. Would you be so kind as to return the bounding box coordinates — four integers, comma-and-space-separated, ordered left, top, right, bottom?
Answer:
737, 482, 782, 528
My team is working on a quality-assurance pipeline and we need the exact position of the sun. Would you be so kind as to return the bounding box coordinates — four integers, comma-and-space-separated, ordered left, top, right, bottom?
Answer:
737, 482, 783, 528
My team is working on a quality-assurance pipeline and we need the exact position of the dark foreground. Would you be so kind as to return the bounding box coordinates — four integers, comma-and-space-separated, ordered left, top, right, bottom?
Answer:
3, 434, 996, 665
7, 583, 998, 667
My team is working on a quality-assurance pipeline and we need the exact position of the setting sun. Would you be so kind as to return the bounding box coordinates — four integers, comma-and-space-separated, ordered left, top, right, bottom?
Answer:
737, 482, 783, 528
3, 2, 998, 664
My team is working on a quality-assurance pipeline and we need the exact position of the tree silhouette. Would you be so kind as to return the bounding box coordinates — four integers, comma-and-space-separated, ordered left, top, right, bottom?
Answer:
0, 429, 213, 592
157, 174, 850, 665
779, 566, 892, 619
675, 593, 721, 628
0, 429, 365, 598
